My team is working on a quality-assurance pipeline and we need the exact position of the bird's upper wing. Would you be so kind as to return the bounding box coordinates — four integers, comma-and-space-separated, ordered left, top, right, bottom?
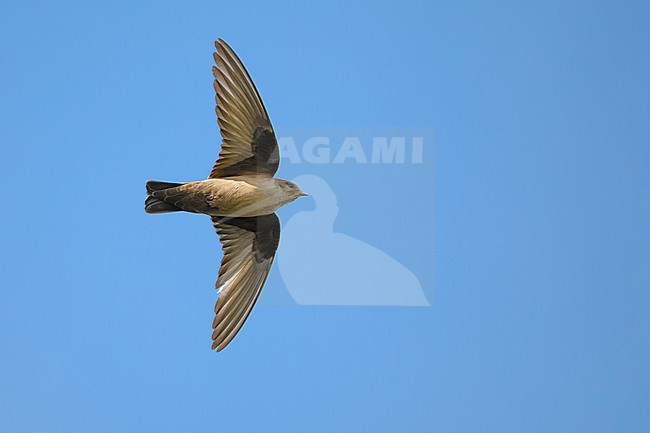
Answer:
210, 213, 280, 351
209, 39, 279, 179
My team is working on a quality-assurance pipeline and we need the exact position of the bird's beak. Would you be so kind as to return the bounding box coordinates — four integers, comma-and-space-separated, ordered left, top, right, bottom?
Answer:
299, 191, 308, 197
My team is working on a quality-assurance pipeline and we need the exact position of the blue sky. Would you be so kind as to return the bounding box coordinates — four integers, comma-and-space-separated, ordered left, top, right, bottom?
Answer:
1, 1, 648, 432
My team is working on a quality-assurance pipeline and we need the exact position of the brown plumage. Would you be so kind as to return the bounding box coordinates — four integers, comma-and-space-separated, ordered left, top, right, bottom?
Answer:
145, 39, 306, 351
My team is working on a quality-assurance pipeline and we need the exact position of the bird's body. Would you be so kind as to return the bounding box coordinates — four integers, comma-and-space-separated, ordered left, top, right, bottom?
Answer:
144, 39, 306, 351
148, 177, 300, 217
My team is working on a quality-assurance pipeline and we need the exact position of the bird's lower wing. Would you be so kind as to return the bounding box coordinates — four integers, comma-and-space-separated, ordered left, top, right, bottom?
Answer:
210, 213, 280, 351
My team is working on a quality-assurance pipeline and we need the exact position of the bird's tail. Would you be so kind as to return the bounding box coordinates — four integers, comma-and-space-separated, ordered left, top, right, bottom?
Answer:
145, 180, 184, 214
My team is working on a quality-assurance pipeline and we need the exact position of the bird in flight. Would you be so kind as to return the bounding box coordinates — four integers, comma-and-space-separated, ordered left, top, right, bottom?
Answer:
145, 39, 306, 351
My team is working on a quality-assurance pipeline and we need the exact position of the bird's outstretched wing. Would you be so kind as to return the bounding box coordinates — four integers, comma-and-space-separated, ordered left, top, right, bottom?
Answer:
210, 213, 280, 351
209, 39, 279, 179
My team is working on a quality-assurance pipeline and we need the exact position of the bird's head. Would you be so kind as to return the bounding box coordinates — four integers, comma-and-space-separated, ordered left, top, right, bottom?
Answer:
276, 179, 308, 201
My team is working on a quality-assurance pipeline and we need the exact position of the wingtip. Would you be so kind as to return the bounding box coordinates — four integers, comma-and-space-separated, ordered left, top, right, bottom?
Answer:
211, 340, 225, 352
215, 38, 228, 50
